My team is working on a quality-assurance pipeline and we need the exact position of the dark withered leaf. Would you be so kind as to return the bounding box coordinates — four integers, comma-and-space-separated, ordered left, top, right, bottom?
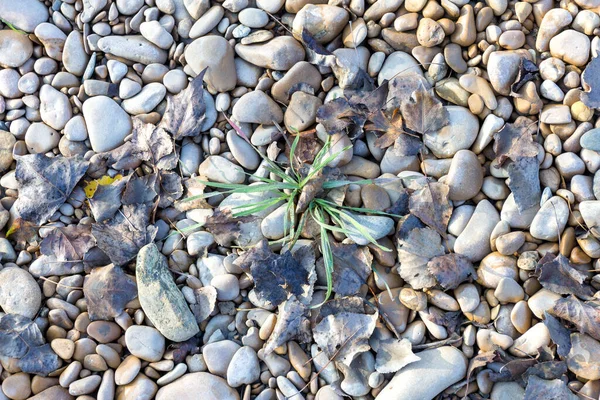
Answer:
317, 296, 367, 320
428, 253, 476, 290
264, 296, 312, 355
41, 225, 95, 261
92, 203, 158, 266
235, 240, 316, 307
169, 337, 200, 364
14, 154, 89, 225
523, 361, 567, 381
330, 242, 373, 296
489, 355, 537, 383
397, 226, 444, 290
316, 97, 359, 136
543, 312, 572, 358
552, 296, 600, 340
409, 181, 452, 236
89, 176, 128, 222
160, 68, 207, 139
204, 209, 256, 247
92, 141, 141, 172
400, 83, 449, 135
387, 73, 431, 110
6, 218, 39, 251
313, 303, 378, 366
157, 170, 183, 208
0, 314, 45, 358
288, 82, 316, 98
537, 253, 594, 300
18, 343, 61, 375
524, 376, 578, 400
366, 109, 405, 149
581, 56, 600, 109
131, 118, 177, 170
121, 174, 158, 205
0, 314, 60, 376
384, 188, 411, 216
425, 309, 465, 335
300, 28, 336, 68
466, 351, 499, 382
190, 286, 217, 324
511, 58, 539, 94
493, 116, 540, 212
84, 264, 137, 321
375, 338, 420, 374
286, 133, 321, 170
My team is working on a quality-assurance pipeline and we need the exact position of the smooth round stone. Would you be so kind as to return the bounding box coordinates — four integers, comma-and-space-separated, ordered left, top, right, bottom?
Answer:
500, 193, 540, 229
98, 36, 168, 65
494, 277, 524, 303
284, 91, 322, 132
477, 252, 518, 289
292, 4, 349, 43
232, 90, 283, 124
527, 289, 561, 319
17, 72, 39, 94
226, 129, 260, 170
2, 372, 31, 400
529, 196, 569, 241
227, 346, 261, 387
361, 184, 391, 211
0, 0, 48, 32
156, 372, 240, 400
87, 321, 121, 343
115, 355, 142, 385
549, 29, 590, 67
454, 200, 500, 262
203, 340, 242, 377
163, 69, 189, 94
125, 326, 166, 362
0, 69, 22, 99
39, 85, 72, 130
445, 150, 483, 201
424, 106, 479, 158
63, 31, 89, 76
0, 130, 16, 172
82, 96, 132, 152
140, 21, 173, 50
185, 36, 237, 92
25, 122, 60, 154
211, 274, 240, 301
581, 128, 600, 151
117, 0, 144, 14
490, 382, 525, 400
122, 83, 166, 115
189, 5, 225, 38
116, 373, 158, 399
199, 156, 245, 184
487, 51, 521, 96
377, 51, 422, 86
375, 347, 467, 400
235, 36, 306, 71
239, 8, 269, 28
64, 116, 88, 142
0, 267, 41, 319
509, 323, 550, 357
35, 23, 67, 60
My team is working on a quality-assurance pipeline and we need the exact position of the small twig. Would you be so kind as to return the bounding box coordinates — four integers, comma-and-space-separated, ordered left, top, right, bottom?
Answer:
412, 334, 462, 350
38, 276, 83, 290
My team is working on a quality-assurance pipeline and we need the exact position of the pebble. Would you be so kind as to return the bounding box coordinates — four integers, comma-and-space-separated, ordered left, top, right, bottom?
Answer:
375, 347, 467, 400
271, 61, 322, 104
24, 122, 60, 154
199, 156, 245, 184
567, 333, 600, 380
445, 150, 483, 201
232, 90, 283, 124
156, 373, 240, 400
2, 372, 31, 400
455, 200, 500, 262
227, 346, 261, 387
0, 0, 48, 32
203, 340, 242, 377
125, 326, 166, 362
509, 323, 551, 357
39, 85, 72, 130
549, 30, 590, 67
424, 106, 479, 158
235, 36, 305, 71
122, 83, 167, 115
82, 96, 132, 152
98, 36, 168, 65
529, 196, 569, 240
292, 5, 349, 43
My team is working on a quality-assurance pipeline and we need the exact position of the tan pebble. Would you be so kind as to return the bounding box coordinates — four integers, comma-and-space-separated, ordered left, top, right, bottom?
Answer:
288, 341, 312, 381
494, 277, 525, 303
464, 300, 491, 324
571, 101, 594, 122
394, 13, 419, 31
84, 354, 109, 372
451, 4, 476, 46
527, 288, 561, 319
87, 321, 122, 344
399, 287, 427, 311
476, 328, 514, 351
510, 300, 532, 334
51, 338, 75, 360
426, 289, 460, 311
259, 314, 277, 340
468, 93, 485, 114
30, 376, 59, 395
514, 81, 543, 115
2, 373, 31, 400
96, 344, 121, 369
509, 323, 550, 357
459, 74, 497, 110
454, 283, 480, 313
416, 18, 445, 47
498, 30, 525, 49
115, 355, 142, 386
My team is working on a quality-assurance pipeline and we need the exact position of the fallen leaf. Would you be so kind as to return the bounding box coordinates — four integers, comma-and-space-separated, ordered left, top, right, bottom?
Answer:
14, 154, 89, 225
366, 109, 405, 149
424, 309, 465, 335
581, 56, 600, 109
190, 286, 217, 324
330, 241, 373, 296
131, 118, 177, 170
543, 312, 572, 358
40, 225, 95, 261
409, 181, 452, 236
493, 116, 541, 212
511, 58, 539, 94
83, 264, 137, 321
6, 218, 38, 251
92, 203, 158, 266
264, 296, 312, 355
121, 174, 158, 205
313, 300, 378, 366
0, 314, 61, 376
552, 295, 600, 341
523, 361, 567, 381
204, 209, 257, 247
156, 170, 183, 208
524, 376, 578, 400
397, 223, 445, 290
160, 68, 207, 139
299, 28, 336, 68
466, 351, 499, 383
235, 240, 316, 308
489, 357, 538, 383
427, 253, 477, 290
400, 83, 449, 136
84, 174, 124, 198
88, 176, 129, 222
387, 73, 432, 110
169, 337, 200, 364
537, 253, 594, 300
375, 338, 420, 373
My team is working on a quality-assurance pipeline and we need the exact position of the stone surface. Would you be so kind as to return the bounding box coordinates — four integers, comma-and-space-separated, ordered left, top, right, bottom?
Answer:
82, 96, 132, 152
156, 373, 240, 400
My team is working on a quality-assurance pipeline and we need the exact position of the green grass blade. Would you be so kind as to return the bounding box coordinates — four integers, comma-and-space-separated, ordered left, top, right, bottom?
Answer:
231, 197, 286, 217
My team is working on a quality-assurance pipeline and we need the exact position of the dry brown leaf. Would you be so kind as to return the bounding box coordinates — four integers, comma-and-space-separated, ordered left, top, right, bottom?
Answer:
408, 181, 452, 236
264, 296, 312, 355
40, 225, 95, 262
543, 312, 572, 358
552, 295, 600, 340
537, 253, 594, 300
400, 83, 449, 135
524, 376, 578, 400
330, 242, 373, 296
83, 264, 137, 321
203, 209, 257, 247
427, 253, 476, 290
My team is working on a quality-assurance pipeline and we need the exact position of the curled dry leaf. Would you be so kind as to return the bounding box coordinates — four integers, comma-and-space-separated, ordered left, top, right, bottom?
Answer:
511, 58, 539, 94
159, 68, 208, 139
552, 295, 600, 341
581, 56, 600, 109
374, 338, 420, 374
264, 296, 312, 355
397, 222, 445, 290
204, 209, 257, 247
409, 181, 452, 236
170, 337, 201, 364
465, 350, 498, 383
330, 241, 373, 296
493, 116, 541, 212
313, 301, 378, 366
400, 83, 449, 136
523, 361, 567, 381
88, 176, 128, 222
235, 240, 316, 308
83, 264, 137, 321
131, 118, 178, 171
427, 253, 477, 290
190, 286, 217, 324
536, 253, 594, 300
14, 154, 89, 225
92, 203, 158, 267
40, 225, 95, 262
524, 376, 578, 400
0, 314, 61, 376
6, 218, 38, 251
543, 312, 572, 358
